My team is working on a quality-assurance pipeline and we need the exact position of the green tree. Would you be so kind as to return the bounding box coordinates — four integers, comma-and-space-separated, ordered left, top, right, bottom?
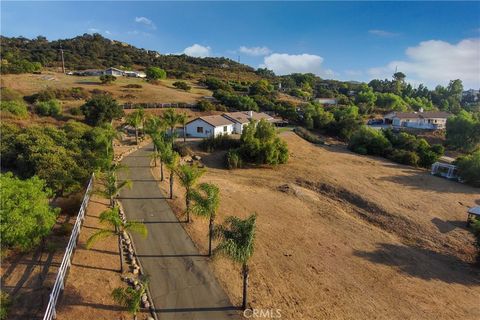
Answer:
35, 99, 62, 117
162, 108, 182, 140
146, 66, 167, 81
191, 183, 220, 256
100, 74, 117, 84
164, 149, 179, 199
172, 81, 191, 91
126, 108, 145, 145
175, 164, 206, 223
446, 111, 480, 151
0, 100, 28, 118
81, 94, 124, 126
0, 173, 59, 252
87, 206, 147, 273
456, 150, 480, 187
213, 214, 257, 310
249, 79, 274, 96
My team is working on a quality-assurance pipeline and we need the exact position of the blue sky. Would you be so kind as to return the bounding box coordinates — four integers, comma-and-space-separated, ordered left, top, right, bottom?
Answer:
2, 1, 480, 88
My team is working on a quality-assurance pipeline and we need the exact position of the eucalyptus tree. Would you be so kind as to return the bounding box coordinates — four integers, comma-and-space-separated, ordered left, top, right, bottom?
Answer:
191, 183, 220, 256
175, 164, 205, 223
125, 108, 145, 145
86, 206, 147, 273
213, 214, 257, 310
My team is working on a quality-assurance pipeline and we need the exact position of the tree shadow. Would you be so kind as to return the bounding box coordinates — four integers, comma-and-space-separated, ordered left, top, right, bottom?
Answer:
155, 305, 241, 313
431, 217, 469, 234
70, 263, 118, 273
354, 243, 480, 285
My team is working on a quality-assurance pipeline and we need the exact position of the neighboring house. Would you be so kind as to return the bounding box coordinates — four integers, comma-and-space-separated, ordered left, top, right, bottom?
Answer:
104, 67, 125, 77
73, 69, 104, 76
185, 115, 235, 138
124, 71, 147, 78
314, 98, 337, 105
384, 110, 451, 130
185, 111, 276, 138
223, 111, 274, 134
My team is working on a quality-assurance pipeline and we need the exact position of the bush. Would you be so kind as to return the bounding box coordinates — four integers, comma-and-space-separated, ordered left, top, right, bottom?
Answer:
69, 106, 82, 116
146, 67, 167, 80
124, 84, 142, 89
225, 149, 243, 169
204, 77, 232, 91
81, 94, 124, 126
456, 150, 480, 187
0, 292, 10, 320
100, 74, 116, 84
199, 134, 241, 152
0, 100, 28, 117
0, 173, 59, 252
197, 100, 215, 111
294, 127, 325, 145
0, 87, 22, 101
58, 222, 74, 236
348, 126, 391, 156
27, 87, 89, 102
173, 143, 193, 157
173, 81, 191, 91
388, 149, 420, 166
35, 99, 61, 116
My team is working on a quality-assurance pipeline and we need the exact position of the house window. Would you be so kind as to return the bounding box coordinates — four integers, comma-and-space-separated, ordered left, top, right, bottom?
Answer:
223, 126, 228, 132
197, 127, 203, 133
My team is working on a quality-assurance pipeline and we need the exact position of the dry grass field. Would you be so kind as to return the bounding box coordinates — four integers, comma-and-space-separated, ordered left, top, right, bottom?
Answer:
1, 72, 212, 105
153, 132, 480, 320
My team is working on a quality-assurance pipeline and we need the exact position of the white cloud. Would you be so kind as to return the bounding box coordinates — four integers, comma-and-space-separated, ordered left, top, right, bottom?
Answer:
368, 29, 400, 37
183, 44, 211, 57
87, 28, 100, 33
344, 69, 363, 77
135, 16, 156, 29
262, 53, 325, 75
105, 30, 112, 35
239, 46, 272, 56
369, 38, 480, 89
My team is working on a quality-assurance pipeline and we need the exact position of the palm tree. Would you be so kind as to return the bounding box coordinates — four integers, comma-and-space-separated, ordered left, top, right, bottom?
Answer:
191, 183, 220, 256
162, 108, 181, 142
175, 164, 205, 223
126, 108, 145, 145
213, 214, 257, 310
177, 112, 188, 143
93, 123, 118, 169
152, 133, 171, 181
86, 206, 147, 273
164, 149, 179, 199
111, 278, 148, 320
96, 163, 131, 207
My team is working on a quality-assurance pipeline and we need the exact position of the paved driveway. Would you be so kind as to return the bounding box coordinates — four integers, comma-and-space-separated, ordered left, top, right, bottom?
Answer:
118, 144, 240, 320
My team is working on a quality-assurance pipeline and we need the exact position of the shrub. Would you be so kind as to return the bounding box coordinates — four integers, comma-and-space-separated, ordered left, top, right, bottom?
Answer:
35, 99, 61, 116
388, 149, 420, 166
124, 84, 143, 89
58, 222, 74, 236
81, 94, 124, 126
173, 81, 191, 91
204, 77, 232, 91
294, 127, 325, 145
100, 74, 117, 84
456, 150, 480, 187
225, 149, 243, 169
0, 292, 10, 320
348, 126, 391, 156
69, 106, 82, 116
200, 134, 241, 152
0, 87, 22, 101
197, 100, 215, 111
146, 67, 167, 80
174, 143, 193, 157
0, 100, 28, 117
0, 173, 59, 252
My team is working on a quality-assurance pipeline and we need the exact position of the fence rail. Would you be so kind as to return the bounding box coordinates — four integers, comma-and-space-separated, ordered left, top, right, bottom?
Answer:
43, 173, 95, 320
123, 102, 198, 109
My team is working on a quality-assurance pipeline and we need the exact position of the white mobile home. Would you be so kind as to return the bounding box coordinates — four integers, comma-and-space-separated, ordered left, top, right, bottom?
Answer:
185, 115, 234, 138
384, 111, 451, 130
104, 67, 125, 77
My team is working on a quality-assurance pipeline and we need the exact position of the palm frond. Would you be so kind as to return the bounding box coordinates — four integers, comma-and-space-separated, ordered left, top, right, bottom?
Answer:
190, 183, 220, 219
99, 207, 123, 229
125, 221, 148, 238
86, 229, 115, 249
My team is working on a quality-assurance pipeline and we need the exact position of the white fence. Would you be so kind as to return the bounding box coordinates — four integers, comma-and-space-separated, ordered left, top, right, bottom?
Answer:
43, 173, 95, 320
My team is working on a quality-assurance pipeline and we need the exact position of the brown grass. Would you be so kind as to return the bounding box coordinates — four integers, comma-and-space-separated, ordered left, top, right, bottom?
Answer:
154, 132, 480, 320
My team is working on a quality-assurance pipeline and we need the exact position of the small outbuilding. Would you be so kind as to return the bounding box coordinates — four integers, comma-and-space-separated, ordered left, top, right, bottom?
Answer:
431, 162, 460, 180
467, 206, 480, 226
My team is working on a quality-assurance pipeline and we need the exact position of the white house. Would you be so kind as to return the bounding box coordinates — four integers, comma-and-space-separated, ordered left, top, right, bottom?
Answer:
124, 71, 147, 78
384, 110, 451, 130
223, 111, 274, 134
185, 111, 276, 138
104, 67, 125, 77
315, 98, 337, 105
185, 115, 234, 138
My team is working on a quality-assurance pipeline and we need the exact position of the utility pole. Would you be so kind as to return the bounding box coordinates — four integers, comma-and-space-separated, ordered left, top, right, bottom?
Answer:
60, 45, 65, 74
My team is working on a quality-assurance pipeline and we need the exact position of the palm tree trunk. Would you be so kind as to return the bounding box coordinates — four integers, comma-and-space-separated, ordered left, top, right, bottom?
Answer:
135, 128, 138, 145
169, 171, 174, 199
186, 196, 190, 223
110, 196, 114, 208
183, 125, 186, 143
208, 217, 213, 256
242, 263, 249, 310
117, 229, 123, 273
160, 161, 164, 181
